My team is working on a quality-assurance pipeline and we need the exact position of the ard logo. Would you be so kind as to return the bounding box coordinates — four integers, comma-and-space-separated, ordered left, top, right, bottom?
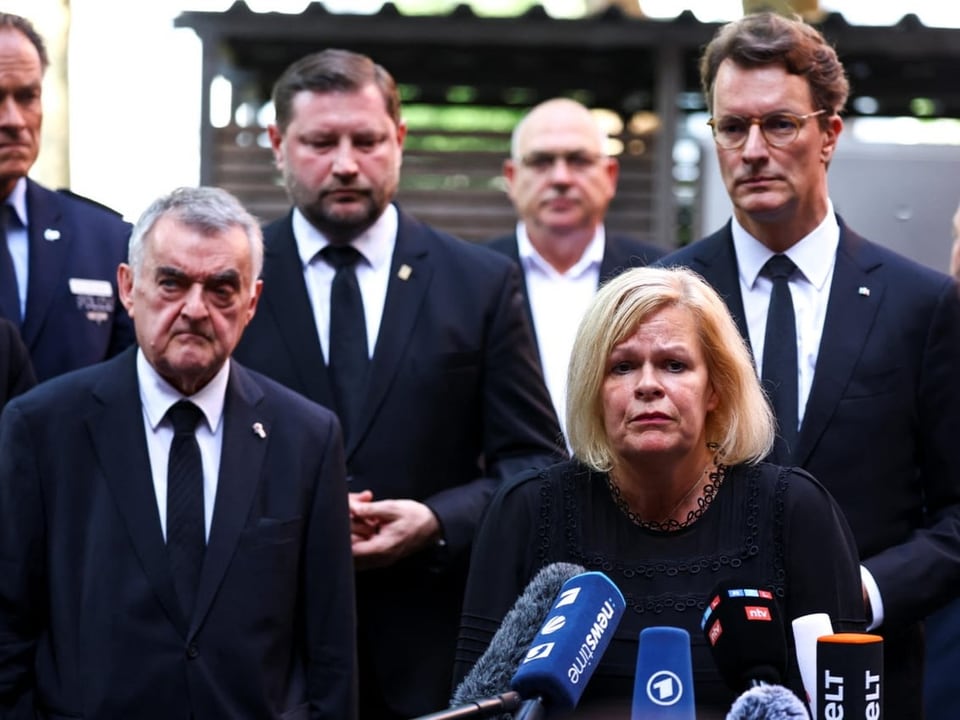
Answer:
745, 606, 772, 621
646, 670, 684, 706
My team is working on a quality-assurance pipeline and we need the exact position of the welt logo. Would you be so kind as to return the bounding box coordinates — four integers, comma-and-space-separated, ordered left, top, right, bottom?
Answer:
744, 605, 772, 621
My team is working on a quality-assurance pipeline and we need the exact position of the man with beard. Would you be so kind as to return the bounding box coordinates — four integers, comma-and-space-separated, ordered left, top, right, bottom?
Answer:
0, 13, 134, 381
233, 48, 563, 719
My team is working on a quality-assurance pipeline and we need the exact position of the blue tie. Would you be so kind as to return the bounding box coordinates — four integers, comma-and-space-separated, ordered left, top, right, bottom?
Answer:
761, 254, 799, 464
0, 205, 21, 325
166, 400, 205, 618
321, 244, 369, 442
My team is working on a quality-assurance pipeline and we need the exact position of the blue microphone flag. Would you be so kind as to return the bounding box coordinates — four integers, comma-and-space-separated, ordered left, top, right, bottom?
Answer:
631, 626, 697, 719
509, 571, 625, 712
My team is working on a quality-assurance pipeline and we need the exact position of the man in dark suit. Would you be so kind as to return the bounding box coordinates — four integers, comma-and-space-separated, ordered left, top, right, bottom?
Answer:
660, 13, 960, 718
488, 97, 663, 439
0, 13, 134, 382
0, 187, 357, 719
0, 317, 34, 409
232, 49, 562, 718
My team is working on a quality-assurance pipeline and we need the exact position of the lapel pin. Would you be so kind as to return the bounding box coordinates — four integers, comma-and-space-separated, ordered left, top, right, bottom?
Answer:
43, 228, 61, 241
397, 264, 412, 281
252, 422, 266, 439
858, 286, 871, 297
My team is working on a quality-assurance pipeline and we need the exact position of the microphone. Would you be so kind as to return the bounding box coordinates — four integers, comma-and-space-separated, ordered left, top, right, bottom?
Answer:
630, 626, 696, 719
816, 633, 883, 720
700, 583, 788, 691
790, 612, 833, 719
450, 562, 587, 709
509, 570, 626, 715
725, 683, 809, 719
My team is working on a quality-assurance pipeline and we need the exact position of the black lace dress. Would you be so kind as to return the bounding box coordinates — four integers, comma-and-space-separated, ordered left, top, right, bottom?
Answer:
453, 459, 865, 717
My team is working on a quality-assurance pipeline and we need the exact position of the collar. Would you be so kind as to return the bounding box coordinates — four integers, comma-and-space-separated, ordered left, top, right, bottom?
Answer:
516, 221, 605, 279
136, 348, 230, 433
293, 203, 397, 271
732, 200, 839, 291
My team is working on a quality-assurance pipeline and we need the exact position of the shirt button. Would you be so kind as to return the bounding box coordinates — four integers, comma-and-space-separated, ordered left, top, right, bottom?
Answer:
186, 643, 199, 659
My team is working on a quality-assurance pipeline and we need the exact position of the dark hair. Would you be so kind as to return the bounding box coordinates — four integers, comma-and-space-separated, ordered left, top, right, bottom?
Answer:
699, 12, 849, 119
0, 13, 49, 72
271, 48, 401, 132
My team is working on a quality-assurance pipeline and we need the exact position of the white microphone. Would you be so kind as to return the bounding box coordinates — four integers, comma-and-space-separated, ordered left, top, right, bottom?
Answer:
790, 612, 833, 719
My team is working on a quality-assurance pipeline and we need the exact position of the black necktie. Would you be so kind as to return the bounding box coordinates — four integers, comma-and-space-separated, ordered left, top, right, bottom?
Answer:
0, 205, 21, 325
166, 400, 205, 618
761, 254, 799, 464
321, 244, 369, 441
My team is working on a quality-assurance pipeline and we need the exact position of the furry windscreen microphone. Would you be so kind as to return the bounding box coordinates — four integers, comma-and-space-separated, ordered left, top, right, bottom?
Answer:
725, 684, 809, 720
451, 562, 587, 707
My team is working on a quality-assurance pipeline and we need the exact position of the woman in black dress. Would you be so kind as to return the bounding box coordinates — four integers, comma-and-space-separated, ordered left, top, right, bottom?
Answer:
453, 266, 864, 717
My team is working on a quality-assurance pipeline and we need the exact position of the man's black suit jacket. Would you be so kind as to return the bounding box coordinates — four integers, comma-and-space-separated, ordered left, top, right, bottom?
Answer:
234, 206, 564, 717
661, 218, 960, 718
486, 230, 666, 359
0, 348, 357, 719
17, 179, 135, 381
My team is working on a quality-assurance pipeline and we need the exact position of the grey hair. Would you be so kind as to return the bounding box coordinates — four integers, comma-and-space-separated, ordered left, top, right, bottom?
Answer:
128, 187, 263, 290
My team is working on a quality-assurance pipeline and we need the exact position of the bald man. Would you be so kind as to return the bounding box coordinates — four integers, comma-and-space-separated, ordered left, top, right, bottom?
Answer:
487, 98, 664, 440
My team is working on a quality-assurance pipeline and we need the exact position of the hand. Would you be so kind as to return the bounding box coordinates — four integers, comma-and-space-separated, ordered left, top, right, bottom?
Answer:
350, 498, 441, 570
348, 490, 379, 542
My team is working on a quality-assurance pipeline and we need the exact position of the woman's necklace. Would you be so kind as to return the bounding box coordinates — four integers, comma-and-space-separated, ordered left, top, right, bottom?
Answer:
607, 463, 728, 532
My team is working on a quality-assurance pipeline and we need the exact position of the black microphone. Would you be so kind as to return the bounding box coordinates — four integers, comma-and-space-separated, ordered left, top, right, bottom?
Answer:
816, 633, 883, 720
450, 562, 587, 708
700, 583, 788, 691
725, 683, 809, 719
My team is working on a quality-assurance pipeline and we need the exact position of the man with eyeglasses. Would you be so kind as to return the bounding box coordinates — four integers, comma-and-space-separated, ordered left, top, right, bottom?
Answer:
488, 98, 663, 442
661, 12, 960, 719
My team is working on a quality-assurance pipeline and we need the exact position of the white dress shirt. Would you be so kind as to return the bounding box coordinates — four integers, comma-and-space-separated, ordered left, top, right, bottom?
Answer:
731, 202, 884, 628
516, 221, 605, 441
138, 349, 229, 542
732, 202, 838, 429
294, 204, 397, 360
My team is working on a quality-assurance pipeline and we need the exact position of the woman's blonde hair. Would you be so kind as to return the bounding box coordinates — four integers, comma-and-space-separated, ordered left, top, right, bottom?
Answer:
566, 266, 774, 471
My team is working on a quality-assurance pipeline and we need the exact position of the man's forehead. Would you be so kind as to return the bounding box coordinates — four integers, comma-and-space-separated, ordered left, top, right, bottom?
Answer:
0, 30, 43, 78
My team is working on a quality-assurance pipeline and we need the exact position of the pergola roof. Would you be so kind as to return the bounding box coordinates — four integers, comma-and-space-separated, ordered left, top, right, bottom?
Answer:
176, 2, 960, 118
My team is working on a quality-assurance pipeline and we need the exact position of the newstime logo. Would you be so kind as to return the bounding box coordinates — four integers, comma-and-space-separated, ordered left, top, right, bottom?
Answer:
567, 596, 618, 684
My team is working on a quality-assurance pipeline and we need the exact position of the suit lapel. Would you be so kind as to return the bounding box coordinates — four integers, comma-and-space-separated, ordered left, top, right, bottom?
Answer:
261, 216, 332, 405
21, 181, 69, 350
89, 349, 189, 634
794, 225, 884, 465
190, 363, 267, 636
349, 210, 431, 456
686, 225, 751, 343
505, 234, 538, 356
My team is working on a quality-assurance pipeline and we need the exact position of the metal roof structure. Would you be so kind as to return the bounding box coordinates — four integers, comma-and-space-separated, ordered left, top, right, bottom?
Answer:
174, 2, 960, 246
175, 2, 960, 118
